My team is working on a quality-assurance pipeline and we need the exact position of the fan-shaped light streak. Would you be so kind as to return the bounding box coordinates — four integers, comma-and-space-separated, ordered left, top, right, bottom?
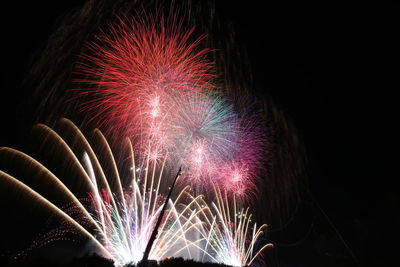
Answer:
0, 170, 112, 259
1, 119, 270, 266
179, 187, 273, 266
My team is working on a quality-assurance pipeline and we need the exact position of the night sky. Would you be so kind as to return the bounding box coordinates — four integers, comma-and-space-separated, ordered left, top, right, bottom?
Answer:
1, 2, 398, 266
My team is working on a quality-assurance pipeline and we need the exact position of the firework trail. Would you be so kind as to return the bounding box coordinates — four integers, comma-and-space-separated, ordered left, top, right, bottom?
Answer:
180, 186, 273, 266
0, 119, 193, 265
0, 119, 270, 266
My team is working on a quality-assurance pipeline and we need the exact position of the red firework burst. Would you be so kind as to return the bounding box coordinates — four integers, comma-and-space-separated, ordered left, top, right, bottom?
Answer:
75, 14, 216, 142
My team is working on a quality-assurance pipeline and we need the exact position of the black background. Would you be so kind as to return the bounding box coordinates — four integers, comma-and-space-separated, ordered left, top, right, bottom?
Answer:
1, 2, 398, 266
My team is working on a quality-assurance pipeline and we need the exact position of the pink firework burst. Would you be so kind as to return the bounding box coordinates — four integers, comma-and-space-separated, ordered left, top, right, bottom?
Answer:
165, 93, 266, 197
214, 111, 267, 198
217, 160, 253, 198
75, 14, 216, 144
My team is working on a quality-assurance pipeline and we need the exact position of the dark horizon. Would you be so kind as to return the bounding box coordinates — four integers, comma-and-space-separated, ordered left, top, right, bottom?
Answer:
0, 2, 398, 266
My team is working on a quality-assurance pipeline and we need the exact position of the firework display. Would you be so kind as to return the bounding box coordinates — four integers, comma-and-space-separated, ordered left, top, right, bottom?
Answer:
0, 10, 272, 267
